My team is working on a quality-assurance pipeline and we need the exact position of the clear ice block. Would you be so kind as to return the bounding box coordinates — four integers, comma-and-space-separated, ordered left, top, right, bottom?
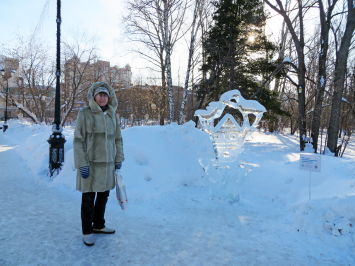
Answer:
195, 90, 266, 202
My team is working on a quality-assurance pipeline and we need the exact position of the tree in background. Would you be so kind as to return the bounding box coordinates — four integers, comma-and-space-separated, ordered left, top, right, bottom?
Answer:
198, 0, 288, 125
178, 0, 208, 124
1, 34, 56, 123
335, 63, 355, 157
123, 0, 187, 124
61, 31, 100, 125
310, 0, 339, 153
326, 0, 355, 155
264, 0, 310, 151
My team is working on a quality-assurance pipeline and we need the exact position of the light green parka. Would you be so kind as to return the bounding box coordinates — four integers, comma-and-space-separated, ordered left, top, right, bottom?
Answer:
74, 82, 124, 192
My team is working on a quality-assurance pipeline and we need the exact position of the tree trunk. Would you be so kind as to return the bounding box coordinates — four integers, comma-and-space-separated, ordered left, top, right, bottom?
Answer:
311, 0, 337, 153
327, 0, 355, 154
268, 122, 274, 133
295, 0, 307, 151
265, 0, 307, 151
163, 0, 175, 123
160, 65, 167, 125
179, 0, 200, 125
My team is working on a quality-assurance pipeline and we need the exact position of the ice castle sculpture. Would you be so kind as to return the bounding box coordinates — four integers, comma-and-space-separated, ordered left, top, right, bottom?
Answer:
195, 90, 266, 203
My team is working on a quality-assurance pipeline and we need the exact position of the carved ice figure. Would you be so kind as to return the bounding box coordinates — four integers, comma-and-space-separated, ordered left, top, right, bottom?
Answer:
195, 89, 266, 203
195, 90, 266, 161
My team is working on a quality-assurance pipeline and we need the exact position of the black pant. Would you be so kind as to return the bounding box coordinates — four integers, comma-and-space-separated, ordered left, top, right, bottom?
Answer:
81, 190, 110, 235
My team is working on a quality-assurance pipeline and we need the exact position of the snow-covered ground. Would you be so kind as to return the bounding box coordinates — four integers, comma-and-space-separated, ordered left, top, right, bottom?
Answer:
1, 119, 355, 265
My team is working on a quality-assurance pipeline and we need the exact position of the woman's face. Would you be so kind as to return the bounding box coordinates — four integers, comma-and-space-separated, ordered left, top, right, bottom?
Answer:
95, 92, 109, 107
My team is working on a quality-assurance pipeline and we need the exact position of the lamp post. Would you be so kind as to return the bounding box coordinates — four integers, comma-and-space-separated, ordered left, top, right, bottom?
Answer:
47, 0, 66, 176
0, 69, 15, 132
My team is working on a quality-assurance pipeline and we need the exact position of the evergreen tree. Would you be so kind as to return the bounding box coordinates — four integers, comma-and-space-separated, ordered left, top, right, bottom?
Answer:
197, 0, 289, 122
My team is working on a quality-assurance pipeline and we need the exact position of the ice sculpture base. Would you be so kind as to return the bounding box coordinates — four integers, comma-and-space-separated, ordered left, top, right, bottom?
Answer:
199, 158, 259, 204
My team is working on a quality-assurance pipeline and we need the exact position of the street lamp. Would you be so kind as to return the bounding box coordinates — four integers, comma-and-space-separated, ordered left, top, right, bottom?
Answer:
47, 0, 66, 176
0, 69, 16, 132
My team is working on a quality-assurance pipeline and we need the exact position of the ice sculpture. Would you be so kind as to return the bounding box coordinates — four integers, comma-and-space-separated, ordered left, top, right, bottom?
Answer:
195, 90, 266, 203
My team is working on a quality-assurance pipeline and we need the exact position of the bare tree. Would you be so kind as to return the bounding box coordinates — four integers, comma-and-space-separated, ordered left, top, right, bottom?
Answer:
265, 0, 311, 151
61, 31, 99, 125
2, 34, 56, 122
327, 0, 355, 155
310, 0, 339, 153
117, 84, 161, 121
178, 0, 207, 124
124, 0, 187, 124
336, 63, 355, 157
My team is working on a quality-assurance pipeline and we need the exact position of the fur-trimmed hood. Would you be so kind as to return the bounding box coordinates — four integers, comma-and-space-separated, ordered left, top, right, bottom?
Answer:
87, 82, 118, 113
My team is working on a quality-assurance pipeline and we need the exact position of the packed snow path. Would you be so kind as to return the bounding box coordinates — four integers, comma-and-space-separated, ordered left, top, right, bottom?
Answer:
0, 131, 354, 265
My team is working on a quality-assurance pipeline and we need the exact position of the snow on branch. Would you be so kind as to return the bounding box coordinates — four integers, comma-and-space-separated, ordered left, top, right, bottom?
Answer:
13, 102, 40, 124
342, 97, 349, 103
0, 93, 40, 124
283, 57, 292, 63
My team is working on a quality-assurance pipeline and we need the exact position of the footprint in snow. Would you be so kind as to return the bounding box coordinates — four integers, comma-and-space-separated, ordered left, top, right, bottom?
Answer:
284, 178, 293, 184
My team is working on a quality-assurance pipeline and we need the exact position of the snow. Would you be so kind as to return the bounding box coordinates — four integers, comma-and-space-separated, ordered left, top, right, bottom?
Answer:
306, 104, 330, 114
306, 108, 314, 115
236, 96, 267, 113
1, 119, 355, 265
9, 100, 40, 124
343, 97, 349, 103
283, 56, 292, 63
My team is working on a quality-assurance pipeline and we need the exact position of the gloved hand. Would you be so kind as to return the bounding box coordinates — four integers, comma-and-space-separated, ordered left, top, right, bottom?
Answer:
115, 162, 122, 170
79, 166, 90, 179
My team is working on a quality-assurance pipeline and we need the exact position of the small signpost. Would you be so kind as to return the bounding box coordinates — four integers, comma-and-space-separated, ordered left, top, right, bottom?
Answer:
299, 154, 321, 200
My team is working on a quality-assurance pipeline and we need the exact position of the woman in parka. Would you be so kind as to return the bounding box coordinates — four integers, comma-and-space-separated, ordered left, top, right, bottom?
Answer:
74, 81, 124, 246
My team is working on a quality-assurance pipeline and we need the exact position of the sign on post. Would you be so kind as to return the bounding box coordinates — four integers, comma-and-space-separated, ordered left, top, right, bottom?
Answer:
299, 154, 321, 172
299, 154, 321, 200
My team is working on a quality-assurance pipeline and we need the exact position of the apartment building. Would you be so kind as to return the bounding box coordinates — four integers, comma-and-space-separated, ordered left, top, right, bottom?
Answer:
64, 58, 132, 90
0, 56, 20, 119
62, 57, 133, 121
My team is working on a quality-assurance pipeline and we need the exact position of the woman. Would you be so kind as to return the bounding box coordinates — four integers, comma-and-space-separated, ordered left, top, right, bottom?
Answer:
74, 81, 124, 246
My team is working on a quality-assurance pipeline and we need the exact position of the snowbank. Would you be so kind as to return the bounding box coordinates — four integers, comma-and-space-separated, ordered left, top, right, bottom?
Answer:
1, 119, 355, 253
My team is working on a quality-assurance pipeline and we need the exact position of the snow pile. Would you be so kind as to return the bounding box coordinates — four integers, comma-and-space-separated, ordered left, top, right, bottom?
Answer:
237, 132, 355, 242
1, 120, 214, 200
1, 119, 355, 263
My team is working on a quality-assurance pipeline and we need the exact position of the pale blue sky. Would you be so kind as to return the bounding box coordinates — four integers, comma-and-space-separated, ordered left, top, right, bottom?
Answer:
0, 0, 147, 79
0, 0, 299, 85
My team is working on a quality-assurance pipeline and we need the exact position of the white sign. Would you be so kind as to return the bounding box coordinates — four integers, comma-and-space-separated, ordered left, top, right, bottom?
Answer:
299, 154, 321, 173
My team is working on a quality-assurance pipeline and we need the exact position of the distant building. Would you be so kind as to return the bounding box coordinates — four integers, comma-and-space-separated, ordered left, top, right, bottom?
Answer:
64, 58, 132, 91
62, 58, 132, 121
110, 64, 132, 90
0, 56, 20, 119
